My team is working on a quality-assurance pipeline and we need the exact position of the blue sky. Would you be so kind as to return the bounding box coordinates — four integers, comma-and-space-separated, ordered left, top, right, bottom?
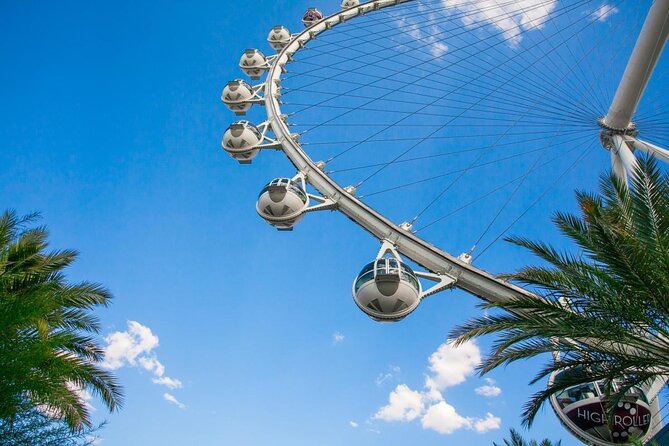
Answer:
1, 0, 667, 445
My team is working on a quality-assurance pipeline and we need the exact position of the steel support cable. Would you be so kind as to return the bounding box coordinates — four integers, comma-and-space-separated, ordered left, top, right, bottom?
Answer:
636, 123, 669, 133
320, 0, 510, 42
637, 123, 669, 131
351, 0, 622, 195
289, 1, 599, 118
285, 85, 595, 123
471, 149, 555, 252
503, 2, 614, 119
285, 69, 596, 124
363, 0, 607, 119
404, 13, 618, 225
532, 0, 644, 115
637, 120, 669, 128
286, 101, 592, 125
286, 0, 610, 153
634, 118, 669, 128
636, 112, 669, 122
303, 2, 605, 181
415, 142, 597, 239
300, 0, 568, 60
299, 0, 548, 58
636, 108, 669, 120
355, 132, 595, 197
404, 141, 593, 230
634, 67, 669, 117
316, 28, 601, 122
287, 0, 574, 98
292, 0, 602, 115
299, 0, 529, 54
637, 103, 669, 120
560, 4, 649, 121
590, 2, 648, 116
293, 122, 597, 129
649, 399, 669, 436
305, 127, 590, 150
285, 0, 592, 111
553, 1, 638, 114
456, 4, 648, 248
636, 108, 669, 124
285, 72, 595, 125
473, 143, 598, 259
286, 100, 592, 125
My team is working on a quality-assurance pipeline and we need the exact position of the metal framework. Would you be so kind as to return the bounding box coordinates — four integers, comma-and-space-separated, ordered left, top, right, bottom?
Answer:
265, 0, 537, 305
224, 0, 669, 415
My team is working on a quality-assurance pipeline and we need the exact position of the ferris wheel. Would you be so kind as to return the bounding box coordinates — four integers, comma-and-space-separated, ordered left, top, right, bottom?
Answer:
221, 1, 669, 444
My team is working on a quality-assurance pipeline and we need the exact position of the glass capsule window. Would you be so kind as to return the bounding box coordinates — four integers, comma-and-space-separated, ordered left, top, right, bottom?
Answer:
258, 178, 308, 203
232, 121, 262, 140
303, 8, 323, 20
354, 259, 421, 294
247, 125, 262, 140
375, 259, 420, 291
555, 382, 599, 409
354, 261, 375, 293
554, 372, 650, 409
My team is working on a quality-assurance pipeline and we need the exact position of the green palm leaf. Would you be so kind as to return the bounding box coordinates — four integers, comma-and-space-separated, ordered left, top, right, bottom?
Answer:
0, 210, 123, 431
452, 157, 669, 428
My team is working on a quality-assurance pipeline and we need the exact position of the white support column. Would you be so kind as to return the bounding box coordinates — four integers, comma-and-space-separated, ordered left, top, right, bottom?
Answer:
633, 138, 669, 163
611, 135, 639, 184
611, 150, 628, 186
604, 0, 669, 130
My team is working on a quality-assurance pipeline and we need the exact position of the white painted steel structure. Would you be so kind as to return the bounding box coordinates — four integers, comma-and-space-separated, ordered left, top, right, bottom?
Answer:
254, 0, 669, 303
263, 0, 537, 305
222, 2, 669, 438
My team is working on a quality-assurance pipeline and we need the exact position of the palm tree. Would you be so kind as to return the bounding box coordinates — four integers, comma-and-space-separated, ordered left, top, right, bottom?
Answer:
0, 210, 122, 431
493, 428, 561, 446
0, 406, 104, 446
452, 157, 669, 426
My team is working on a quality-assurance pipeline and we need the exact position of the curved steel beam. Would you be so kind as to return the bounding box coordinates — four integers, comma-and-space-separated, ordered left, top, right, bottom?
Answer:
264, 0, 535, 304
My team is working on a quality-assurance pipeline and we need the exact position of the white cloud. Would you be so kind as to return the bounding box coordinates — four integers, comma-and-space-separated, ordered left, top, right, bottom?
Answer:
332, 332, 345, 344
374, 384, 424, 422
102, 321, 158, 370
349, 421, 359, 428
375, 365, 401, 386
421, 401, 473, 434
421, 403, 501, 435
69, 384, 96, 413
373, 340, 501, 436
395, 18, 449, 58
153, 376, 183, 390
163, 393, 186, 409
427, 340, 480, 390
376, 373, 392, 386
588, 3, 618, 22
441, 0, 558, 46
138, 356, 165, 377
475, 378, 502, 397
102, 321, 183, 391
474, 413, 502, 433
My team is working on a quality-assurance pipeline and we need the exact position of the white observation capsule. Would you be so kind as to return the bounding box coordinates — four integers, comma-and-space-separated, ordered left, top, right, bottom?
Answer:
221, 120, 263, 164
239, 49, 268, 80
221, 79, 255, 115
256, 177, 309, 230
267, 26, 291, 52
